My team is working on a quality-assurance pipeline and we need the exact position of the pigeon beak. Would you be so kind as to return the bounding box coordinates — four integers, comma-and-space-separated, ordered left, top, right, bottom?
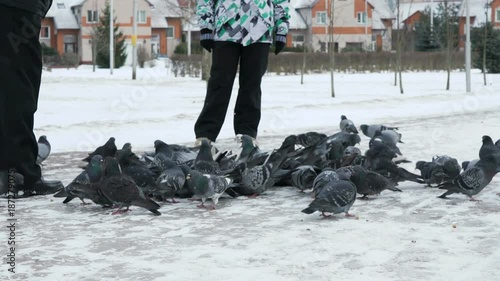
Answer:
186, 174, 191, 180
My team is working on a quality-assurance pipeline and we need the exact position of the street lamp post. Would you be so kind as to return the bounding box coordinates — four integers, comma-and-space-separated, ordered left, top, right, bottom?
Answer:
465, 0, 471, 93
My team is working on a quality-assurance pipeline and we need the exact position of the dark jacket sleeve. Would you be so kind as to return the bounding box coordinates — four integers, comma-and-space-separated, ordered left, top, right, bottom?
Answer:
0, 0, 53, 18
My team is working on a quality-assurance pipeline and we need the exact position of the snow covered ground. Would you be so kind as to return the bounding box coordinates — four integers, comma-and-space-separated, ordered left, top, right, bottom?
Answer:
2, 62, 500, 280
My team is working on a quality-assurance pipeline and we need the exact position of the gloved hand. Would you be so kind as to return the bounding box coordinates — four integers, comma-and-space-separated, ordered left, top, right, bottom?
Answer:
274, 34, 287, 55
200, 28, 214, 53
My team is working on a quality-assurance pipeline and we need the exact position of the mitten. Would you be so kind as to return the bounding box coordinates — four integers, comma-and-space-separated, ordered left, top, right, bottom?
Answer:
274, 34, 287, 55
200, 28, 214, 53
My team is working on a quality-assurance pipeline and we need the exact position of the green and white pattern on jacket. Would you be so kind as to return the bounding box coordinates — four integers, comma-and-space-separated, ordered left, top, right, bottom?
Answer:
197, 0, 290, 46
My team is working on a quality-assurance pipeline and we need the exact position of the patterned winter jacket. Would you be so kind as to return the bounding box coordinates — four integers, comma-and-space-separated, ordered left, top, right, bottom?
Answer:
197, 0, 290, 46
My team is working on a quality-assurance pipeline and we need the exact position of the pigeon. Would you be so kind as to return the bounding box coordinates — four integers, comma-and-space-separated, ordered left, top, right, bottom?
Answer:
53, 155, 110, 206
462, 159, 479, 171
339, 115, 358, 134
154, 140, 197, 164
116, 147, 158, 194
193, 139, 221, 174
370, 131, 403, 155
415, 161, 447, 186
181, 166, 232, 209
479, 135, 500, 160
432, 155, 461, 179
99, 157, 161, 215
296, 132, 328, 147
437, 154, 500, 200
360, 124, 399, 138
290, 165, 317, 192
83, 137, 117, 162
36, 135, 51, 165
328, 132, 361, 147
301, 180, 357, 218
236, 134, 262, 164
311, 168, 339, 198
341, 146, 364, 167
496, 139, 500, 147
359, 170, 402, 198
229, 148, 290, 196
153, 157, 186, 203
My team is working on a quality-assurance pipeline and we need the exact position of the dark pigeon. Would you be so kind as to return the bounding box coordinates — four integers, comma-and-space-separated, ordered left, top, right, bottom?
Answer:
83, 137, 117, 162
479, 135, 500, 160
36, 135, 51, 165
339, 115, 358, 134
301, 180, 357, 218
53, 155, 110, 206
438, 154, 500, 200
296, 132, 328, 147
154, 140, 198, 164
328, 131, 361, 148
116, 147, 158, 194
99, 157, 161, 215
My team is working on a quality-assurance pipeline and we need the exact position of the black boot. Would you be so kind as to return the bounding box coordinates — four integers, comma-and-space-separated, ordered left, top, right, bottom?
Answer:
0, 170, 7, 196
0, 171, 63, 198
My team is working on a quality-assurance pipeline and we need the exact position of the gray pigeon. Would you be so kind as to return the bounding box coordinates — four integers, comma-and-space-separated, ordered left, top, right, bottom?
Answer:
53, 155, 109, 205
302, 180, 357, 218
462, 159, 479, 171
181, 166, 231, 209
311, 168, 339, 198
296, 132, 328, 147
438, 154, 500, 200
36, 135, 51, 165
328, 131, 361, 147
496, 139, 500, 147
340, 115, 358, 134
99, 157, 161, 215
153, 157, 186, 203
360, 124, 399, 138
415, 161, 447, 186
154, 140, 197, 164
290, 165, 317, 192
432, 155, 461, 179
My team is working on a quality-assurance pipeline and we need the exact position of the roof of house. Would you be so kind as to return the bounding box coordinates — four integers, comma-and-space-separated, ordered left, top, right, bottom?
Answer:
457, 0, 491, 26
148, 0, 185, 18
45, 1, 80, 29
369, 0, 396, 29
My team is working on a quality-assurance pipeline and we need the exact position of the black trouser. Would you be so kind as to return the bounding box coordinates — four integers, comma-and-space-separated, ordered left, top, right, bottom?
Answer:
0, 5, 42, 186
194, 41, 270, 141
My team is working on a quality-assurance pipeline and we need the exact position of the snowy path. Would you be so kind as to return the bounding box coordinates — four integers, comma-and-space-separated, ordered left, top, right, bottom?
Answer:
3, 108, 500, 281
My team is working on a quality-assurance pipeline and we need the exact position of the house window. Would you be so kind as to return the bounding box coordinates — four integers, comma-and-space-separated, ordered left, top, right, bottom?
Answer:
57, 3, 65, 9
292, 34, 304, 47
63, 34, 77, 53
496, 9, 500, 22
166, 27, 174, 38
357, 12, 367, 24
40, 26, 50, 39
87, 10, 98, 23
316, 11, 327, 25
137, 10, 147, 23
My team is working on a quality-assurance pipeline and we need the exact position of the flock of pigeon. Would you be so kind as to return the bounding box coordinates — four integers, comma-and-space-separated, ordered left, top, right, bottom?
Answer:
39, 115, 500, 217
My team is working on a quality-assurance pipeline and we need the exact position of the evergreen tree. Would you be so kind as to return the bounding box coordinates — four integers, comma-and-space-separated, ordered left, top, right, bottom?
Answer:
435, 2, 459, 50
472, 23, 500, 73
95, 1, 127, 68
414, 7, 440, 51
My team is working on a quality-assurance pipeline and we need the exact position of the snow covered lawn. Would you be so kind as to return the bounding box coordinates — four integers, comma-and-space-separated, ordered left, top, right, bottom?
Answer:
2, 63, 500, 280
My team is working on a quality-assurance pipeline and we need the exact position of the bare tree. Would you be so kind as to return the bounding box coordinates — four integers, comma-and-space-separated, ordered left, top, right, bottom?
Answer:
329, 0, 335, 97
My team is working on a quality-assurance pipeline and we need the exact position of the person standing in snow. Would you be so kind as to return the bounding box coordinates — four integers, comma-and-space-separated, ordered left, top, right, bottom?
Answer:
193, 0, 290, 145
0, 0, 63, 197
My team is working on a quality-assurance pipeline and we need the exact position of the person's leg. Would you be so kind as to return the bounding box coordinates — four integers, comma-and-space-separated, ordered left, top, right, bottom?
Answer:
234, 43, 270, 139
0, 5, 42, 187
194, 41, 241, 142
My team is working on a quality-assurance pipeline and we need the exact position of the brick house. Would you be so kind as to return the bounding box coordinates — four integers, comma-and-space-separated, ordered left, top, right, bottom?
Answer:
290, 0, 394, 52
41, 0, 183, 65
